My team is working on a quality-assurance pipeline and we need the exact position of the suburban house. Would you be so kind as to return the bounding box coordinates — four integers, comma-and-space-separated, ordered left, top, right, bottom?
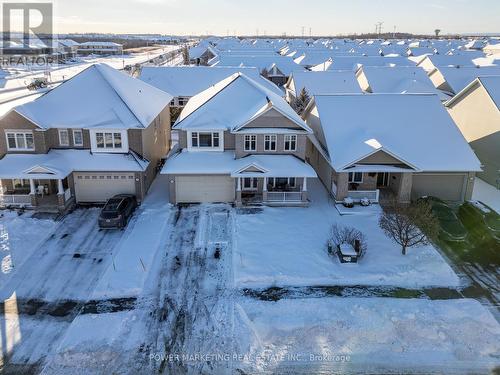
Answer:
446, 76, 500, 187
210, 55, 302, 86
427, 66, 500, 96
416, 55, 480, 73
77, 41, 123, 55
303, 94, 481, 204
483, 43, 500, 56
284, 70, 362, 103
0, 64, 172, 212
310, 56, 415, 72
138, 66, 282, 124
188, 42, 217, 65
356, 66, 450, 100
161, 73, 317, 206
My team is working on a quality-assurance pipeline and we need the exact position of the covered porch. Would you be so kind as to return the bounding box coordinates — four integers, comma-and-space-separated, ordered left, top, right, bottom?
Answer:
232, 155, 317, 207
332, 165, 414, 205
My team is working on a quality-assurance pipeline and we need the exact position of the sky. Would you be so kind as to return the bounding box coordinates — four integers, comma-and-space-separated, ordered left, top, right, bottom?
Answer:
8, 0, 500, 36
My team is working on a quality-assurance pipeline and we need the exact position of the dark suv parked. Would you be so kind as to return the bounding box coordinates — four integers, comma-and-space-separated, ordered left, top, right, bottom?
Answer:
98, 194, 137, 229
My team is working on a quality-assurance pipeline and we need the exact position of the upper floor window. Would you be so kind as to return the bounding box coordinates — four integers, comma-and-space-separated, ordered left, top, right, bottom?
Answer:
348, 172, 363, 183
96, 132, 122, 149
73, 129, 83, 147
178, 97, 189, 106
284, 135, 297, 151
264, 134, 277, 151
244, 135, 257, 151
190, 131, 221, 150
58, 129, 69, 146
6, 131, 34, 151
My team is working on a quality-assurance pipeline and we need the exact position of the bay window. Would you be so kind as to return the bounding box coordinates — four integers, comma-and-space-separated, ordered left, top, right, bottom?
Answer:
244, 135, 257, 151
284, 135, 297, 151
264, 134, 277, 151
6, 131, 34, 151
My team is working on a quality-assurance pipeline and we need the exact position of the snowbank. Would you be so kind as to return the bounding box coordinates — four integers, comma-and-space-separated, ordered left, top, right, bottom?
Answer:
0, 210, 58, 286
235, 297, 500, 373
234, 179, 460, 289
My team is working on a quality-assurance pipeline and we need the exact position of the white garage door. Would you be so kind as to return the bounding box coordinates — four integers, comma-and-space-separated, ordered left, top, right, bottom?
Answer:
74, 173, 136, 203
412, 173, 466, 201
175, 176, 234, 203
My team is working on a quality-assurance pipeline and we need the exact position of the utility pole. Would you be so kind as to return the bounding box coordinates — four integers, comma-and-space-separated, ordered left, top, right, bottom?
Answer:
309, 27, 312, 38
301, 26, 305, 38
393, 25, 396, 39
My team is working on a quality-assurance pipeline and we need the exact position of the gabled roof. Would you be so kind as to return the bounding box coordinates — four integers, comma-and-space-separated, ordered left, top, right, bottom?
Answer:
13, 64, 172, 130
316, 56, 415, 71
287, 70, 362, 96
434, 66, 500, 94
307, 94, 481, 172
446, 76, 500, 110
211, 55, 302, 76
139, 66, 282, 97
359, 66, 449, 100
174, 73, 311, 133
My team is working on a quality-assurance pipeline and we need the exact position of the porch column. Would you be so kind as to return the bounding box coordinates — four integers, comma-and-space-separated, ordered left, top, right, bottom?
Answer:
57, 178, 66, 209
235, 177, 242, 207
262, 177, 268, 202
301, 177, 308, 202
29, 179, 37, 207
29, 179, 36, 195
57, 179, 64, 195
397, 173, 412, 204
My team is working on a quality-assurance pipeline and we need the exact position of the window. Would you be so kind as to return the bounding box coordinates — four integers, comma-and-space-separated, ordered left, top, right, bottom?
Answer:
268, 177, 296, 189
244, 135, 257, 151
348, 172, 363, 183
95, 132, 122, 149
58, 129, 69, 146
264, 134, 277, 151
73, 129, 83, 146
12, 179, 29, 189
243, 178, 258, 190
6, 132, 34, 150
190, 132, 221, 149
178, 97, 189, 106
284, 135, 297, 151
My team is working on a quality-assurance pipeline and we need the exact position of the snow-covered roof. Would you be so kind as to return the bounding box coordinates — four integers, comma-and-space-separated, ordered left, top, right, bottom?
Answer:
360, 66, 449, 100
211, 55, 302, 76
446, 76, 500, 110
317, 56, 415, 71
139, 66, 282, 97
0, 149, 148, 179
287, 70, 362, 96
162, 150, 317, 178
174, 73, 311, 133
14, 64, 173, 129
308, 94, 481, 172
435, 66, 500, 94
79, 41, 122, 47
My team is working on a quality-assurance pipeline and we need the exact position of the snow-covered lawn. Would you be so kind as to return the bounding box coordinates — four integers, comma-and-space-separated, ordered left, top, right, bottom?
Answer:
0, 210, 58, 286
235, 297, 500, 374
234, 179, 459, 289
473, 177, 500, 214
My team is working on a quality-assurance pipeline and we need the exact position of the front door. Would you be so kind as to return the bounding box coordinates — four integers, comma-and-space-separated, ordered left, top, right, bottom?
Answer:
377, 172, 390, 187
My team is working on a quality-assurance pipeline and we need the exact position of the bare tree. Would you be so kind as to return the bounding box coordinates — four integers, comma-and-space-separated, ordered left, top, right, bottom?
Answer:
434, 29, 441, 37
291, 87, 311, 115
328, 224, 367, 258
182, 45, 190, 65
379, 200, 439, 255
260, 68, 269, 78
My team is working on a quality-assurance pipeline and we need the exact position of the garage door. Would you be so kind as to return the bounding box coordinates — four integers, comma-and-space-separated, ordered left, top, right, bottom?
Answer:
175, 176, 234, 203
74, 173, 136, 203
412, 173, 466, 201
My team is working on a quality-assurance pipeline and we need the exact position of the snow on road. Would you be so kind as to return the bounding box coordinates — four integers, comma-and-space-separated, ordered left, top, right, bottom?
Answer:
235, 297, 500, 374
234, 179, 460, 289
